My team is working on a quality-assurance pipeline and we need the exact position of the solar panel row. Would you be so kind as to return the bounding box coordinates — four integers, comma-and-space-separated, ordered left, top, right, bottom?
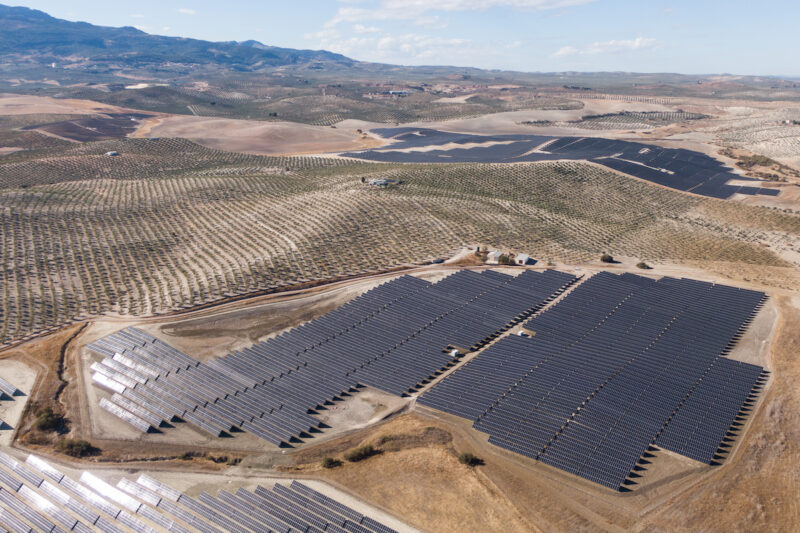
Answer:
0, 378, 19, 398
0, 451, 401, 533
87, 269, 576, 445
419, 272, 767, 490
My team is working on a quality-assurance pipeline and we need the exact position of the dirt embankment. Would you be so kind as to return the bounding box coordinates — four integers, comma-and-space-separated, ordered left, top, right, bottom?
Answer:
3, 324, 84, 448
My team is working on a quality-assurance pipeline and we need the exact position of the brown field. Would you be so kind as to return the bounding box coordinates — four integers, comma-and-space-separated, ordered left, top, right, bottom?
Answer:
137, 115, 385, 155
0, 93, 130, 115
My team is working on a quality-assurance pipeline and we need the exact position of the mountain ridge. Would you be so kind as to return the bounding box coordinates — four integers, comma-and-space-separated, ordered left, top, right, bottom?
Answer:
0, 3, 353, 70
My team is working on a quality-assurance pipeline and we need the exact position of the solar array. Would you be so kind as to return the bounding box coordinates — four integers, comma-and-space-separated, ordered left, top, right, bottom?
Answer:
419, 272, 768, 490
345, 128, 778, 199
88, 269, 577, 446
0, 451, 400, 533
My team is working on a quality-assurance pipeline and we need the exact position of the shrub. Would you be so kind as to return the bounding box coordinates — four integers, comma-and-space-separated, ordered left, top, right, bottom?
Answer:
321, 457, 342, 469
56, 439, 97, 457
178, 451, 202, 460
458, 452, 484, 466
600, 254, 615, 263
34, 407, 65, 433
344, 444, 378, 462
498, 254, 510, 265
636, 261, 652, 270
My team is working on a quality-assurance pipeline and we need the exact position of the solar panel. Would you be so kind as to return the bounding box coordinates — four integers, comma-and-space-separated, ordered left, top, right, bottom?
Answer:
420, 272, 766, 490
88, 271, 575, 445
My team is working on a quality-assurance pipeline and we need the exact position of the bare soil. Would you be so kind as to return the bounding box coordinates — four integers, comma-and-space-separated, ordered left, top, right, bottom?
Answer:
0, 94, 129, 115
137, 115, 385, 155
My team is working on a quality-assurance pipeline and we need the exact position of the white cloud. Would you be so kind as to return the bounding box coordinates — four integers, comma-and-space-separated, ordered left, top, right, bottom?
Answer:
305, 27, 479, 64
308, 0, 597, 67
553, 45, 578, 57
177, 8, 196, 15
353, 24, 380, 34
553, 37, 657, 57
325, 0, 594, 27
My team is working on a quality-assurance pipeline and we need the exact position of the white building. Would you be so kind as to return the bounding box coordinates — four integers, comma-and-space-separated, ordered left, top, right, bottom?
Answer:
515, 253, 535, 265
486, 251, 503, 264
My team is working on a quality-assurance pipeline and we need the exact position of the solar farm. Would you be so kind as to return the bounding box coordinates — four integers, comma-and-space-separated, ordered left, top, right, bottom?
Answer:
419, 271, 767, 489
68, 266, 769, 503
345, 128, 779, 199
86, 270, 577, 446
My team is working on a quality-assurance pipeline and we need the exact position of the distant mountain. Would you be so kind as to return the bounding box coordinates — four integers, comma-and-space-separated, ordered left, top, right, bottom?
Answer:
0, 4, 353, 70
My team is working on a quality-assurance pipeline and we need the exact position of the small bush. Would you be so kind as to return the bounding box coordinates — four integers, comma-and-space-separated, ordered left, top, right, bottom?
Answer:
636, 261, 652, 270
178, 451, 202, 460
56, 439, 97, 458
600, 254, 615, 263
458, 452, 484, 466
34, 407, 65, 433
321, 457, 342, 469
344, 444, 378, 462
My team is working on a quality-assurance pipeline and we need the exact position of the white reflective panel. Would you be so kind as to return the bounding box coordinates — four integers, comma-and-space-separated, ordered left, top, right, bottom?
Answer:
17, 484, 57, 513
80, 472, 141, 513
92, 373, 126, 394
135, 474, 182, 502
25, 455, 65, 483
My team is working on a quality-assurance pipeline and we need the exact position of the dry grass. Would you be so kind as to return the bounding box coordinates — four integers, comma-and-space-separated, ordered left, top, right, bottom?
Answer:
286, 414, 536, 533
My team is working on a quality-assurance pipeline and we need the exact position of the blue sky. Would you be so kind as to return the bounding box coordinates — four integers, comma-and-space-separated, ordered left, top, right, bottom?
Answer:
7, 1, 798, 76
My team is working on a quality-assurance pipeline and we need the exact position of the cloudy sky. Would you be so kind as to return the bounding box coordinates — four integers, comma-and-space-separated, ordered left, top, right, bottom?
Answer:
8, 0, 798, 76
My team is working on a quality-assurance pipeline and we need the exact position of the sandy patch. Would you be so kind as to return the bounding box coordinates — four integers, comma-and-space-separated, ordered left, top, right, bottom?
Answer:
137, 115, 385, 155
376, 139, 518, 153
0, 359, 37, 445
432, 93, 477, 104
0, 93, 127, 115
0, 147, 24, 156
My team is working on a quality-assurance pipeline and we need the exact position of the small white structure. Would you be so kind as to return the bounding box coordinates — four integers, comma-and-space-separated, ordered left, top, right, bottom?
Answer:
486, 251, 503, 264
515, 253, 535, 265
104, 151, 119, 157
368, 178, 388, 187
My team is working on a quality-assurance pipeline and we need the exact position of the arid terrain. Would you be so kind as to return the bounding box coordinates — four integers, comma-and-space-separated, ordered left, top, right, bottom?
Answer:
2, 36, 800, 531
0, 256, 795, 532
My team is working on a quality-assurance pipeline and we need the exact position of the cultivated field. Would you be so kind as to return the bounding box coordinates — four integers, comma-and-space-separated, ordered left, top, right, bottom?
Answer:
2, 135, 800, 347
